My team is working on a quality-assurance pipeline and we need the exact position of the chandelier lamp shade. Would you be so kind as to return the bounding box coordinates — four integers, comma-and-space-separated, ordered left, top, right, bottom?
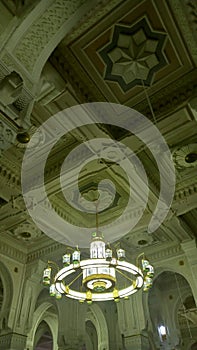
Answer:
42, 233, 154, 303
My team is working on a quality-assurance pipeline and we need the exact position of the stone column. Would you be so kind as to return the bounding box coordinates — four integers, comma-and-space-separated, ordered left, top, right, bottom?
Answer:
0, 332, 27, 350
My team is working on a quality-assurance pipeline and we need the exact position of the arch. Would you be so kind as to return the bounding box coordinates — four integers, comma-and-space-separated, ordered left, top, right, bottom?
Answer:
152, 263, 197, 304
86, 303, 109, 350
148, 270, 196, 349
143, 264, 197, 331
186, 341, 197, 350
191, 341, 197, 350
3, 1, 98, 85
0, 261, 13, 330
34, 320, 53, 350
152, 265, 191, 286
174, 289, 196, 325
86, 320, 98, 350
26, 301, 58, 350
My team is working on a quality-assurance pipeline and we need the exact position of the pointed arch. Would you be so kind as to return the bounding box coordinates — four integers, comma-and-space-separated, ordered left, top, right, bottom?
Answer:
26, 301, 58, 350
86, 303, 109, 350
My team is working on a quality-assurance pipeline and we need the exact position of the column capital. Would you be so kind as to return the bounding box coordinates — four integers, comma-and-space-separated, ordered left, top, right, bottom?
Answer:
0, 332, 27, 350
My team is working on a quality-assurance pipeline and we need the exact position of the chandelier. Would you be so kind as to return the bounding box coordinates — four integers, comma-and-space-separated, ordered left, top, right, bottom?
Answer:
42, 232, 154, 303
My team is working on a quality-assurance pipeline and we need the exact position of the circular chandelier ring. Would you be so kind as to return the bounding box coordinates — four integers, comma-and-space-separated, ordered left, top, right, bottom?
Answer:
54, 259, 144, 302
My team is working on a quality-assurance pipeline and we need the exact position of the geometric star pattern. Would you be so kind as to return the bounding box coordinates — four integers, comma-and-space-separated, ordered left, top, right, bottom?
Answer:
100, 18, 167, 92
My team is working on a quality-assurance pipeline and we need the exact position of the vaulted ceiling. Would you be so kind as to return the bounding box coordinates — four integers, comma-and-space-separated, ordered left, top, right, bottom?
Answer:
0, 0, 197, 263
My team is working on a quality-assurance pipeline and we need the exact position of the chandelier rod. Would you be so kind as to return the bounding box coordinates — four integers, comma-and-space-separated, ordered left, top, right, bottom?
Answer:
116, 268, 134, 283
136, 252, 145, 267
68, 271, 83, 288
48, 260, 59, 271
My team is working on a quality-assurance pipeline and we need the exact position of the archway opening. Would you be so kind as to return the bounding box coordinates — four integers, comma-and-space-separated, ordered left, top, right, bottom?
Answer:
191, 342, 197, 350
86, 320, 98, 350
85, 304, 109, 350
34, 320, 53, 350
178, 294, 197, 345
148, 271, 197, 349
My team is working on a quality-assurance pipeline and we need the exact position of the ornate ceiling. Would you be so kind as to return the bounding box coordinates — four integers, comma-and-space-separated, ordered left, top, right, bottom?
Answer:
0, 0, 197, 263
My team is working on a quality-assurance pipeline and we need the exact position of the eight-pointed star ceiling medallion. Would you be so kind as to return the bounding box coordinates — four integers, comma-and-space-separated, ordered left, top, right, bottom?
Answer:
99, 18, 167, 92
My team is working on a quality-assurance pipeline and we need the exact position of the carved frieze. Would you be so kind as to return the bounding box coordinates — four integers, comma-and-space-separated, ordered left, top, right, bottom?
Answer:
0, 240, 26, 263
13, 0, 87, 73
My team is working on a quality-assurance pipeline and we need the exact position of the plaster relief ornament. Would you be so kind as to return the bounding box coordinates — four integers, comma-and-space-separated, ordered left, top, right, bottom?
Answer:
21, 102, 175, 248
0, 71, 23, 106
173, 144, 197, 169
100, 18, 167, 91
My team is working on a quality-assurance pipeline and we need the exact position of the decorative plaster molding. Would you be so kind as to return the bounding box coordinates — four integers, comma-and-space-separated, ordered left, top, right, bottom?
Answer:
0, 118, 17, 152
172, 143, 197, 169
0, 332, 27, 349
0, 52, 34, 91
0, 240, 27, 263
134, 70, 197, 119
26, 237, 184, 265
174, 183, 197, 202
63, 0, 123, 45
99, 18, 167, 91
0, 67, 35, 150
26, 241, 65, 263
143, 243, 183, 263
126, 231, 153, 248
50, 51, 98, 103
0, 163, 20, 189
13, 222, 43, 241
167, 0, 197, 63
52, 49, 197, 118
181, 239, 197, 252
13, 0, 87, 73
